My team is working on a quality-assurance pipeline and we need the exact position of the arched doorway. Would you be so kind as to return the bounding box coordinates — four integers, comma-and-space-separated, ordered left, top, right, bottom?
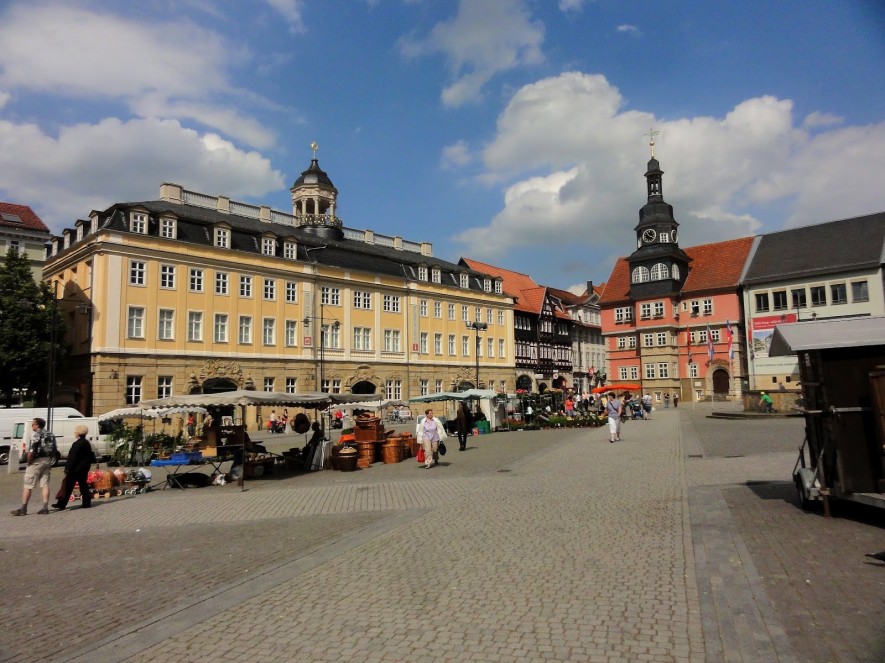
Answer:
351, 380, 377, 395
516, 375, 533, 392
712, 369, 730, 395
202, 378, 238, 394
457, 381, 474, 391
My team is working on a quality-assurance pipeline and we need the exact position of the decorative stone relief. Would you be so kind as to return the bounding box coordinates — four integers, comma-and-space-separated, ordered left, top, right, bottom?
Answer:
199, 359, 244, 386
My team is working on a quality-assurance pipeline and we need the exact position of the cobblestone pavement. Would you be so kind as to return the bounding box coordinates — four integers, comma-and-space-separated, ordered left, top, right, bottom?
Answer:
0, 405, 882, 662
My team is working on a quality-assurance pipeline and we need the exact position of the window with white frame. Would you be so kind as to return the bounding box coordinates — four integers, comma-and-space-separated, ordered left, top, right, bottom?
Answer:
157, 376, 172, 398
644, 363, 656, 379
385, 380, 402, 400
321, 286, 341, 306
214, 227, 230, 248
160, 264, 175, 289
127, 307, 145, 338
189, 268, 204, 292
689, 363, 698, 378
484, 278, 491, 292
462, 335, 470, 356
285, 377, 297, 393
656, 332, 668, 346
324, 323, 341, 349
159, 217, 176, 239
418, 266, 428, 281
285, 320, 298, 347
475, 306, 482, 322
214, 314, 228, 343
431, 268, 441, 283
263, 278, 275, 300
628, 336, 637, 349
448, 334, 455, 355
330, 379, 341, 394
285, 281, 297, 303
498, 339, 505, 358
448, 303, 455, 320
640, 303, 652, 319
487, 338, 494, 358
353, 327, 371, 351
383, 329, 401, 352
283, 241, 296, 259
434, 301, 442, 318
650, 263, 669, 280
383, 295, 400, 312
129, 260, 146, 286
630, 366, 639, 380
710, 329, 720, 342
643, 333, 653, 347
158, 309, 174, 340
434, 333, 442, 354
461, 305, 469, 321
262, 237, 275, 256
263, 318, 275, 345
353, 290, 372, 309
187, 311, 203, 341
130, 212, 147, 234
631, 266, 650, 283
657, 362, 669, 378
618, 337, 626, 349
435, 379, 443, 393
703, 299, 713, 315
125, 376, 142, 405
211, 272, 226, 295
494, 280, 502, 294
238, 316, 252, 344
264, 377, 274, 392
419, 299, 428, 316
619, 367, 628, 380
459, 273, 469, 288
498, 310, 504, 325
653, 301, 665, 317
420, 379, 429, 396
420, 332, 428, 353
239, 275, 252, 298
615, 306, 633, 323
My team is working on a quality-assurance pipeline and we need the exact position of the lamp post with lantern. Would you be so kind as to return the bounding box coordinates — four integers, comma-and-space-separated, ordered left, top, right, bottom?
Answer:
465, 321, 488, 389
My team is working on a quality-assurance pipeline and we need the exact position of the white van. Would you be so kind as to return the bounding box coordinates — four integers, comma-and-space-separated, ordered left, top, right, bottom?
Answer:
9, 416, 114, 465
0, 407, 86, 464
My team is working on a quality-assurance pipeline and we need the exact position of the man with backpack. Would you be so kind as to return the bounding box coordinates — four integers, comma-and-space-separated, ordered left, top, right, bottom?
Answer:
11, 418, 58, 516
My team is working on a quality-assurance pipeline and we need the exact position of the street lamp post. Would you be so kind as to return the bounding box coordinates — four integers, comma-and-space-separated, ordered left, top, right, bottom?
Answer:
465, 321, 488, 389
304, 303, 340, 435
47, 283, 57, 432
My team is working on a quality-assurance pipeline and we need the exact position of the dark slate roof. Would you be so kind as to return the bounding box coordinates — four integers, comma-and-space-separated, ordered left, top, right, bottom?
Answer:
91, 200, 493, 290
742, 212, 885, 285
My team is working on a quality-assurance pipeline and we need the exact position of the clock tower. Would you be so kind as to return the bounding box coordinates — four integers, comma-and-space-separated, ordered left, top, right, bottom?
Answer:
627, 138, 690, 299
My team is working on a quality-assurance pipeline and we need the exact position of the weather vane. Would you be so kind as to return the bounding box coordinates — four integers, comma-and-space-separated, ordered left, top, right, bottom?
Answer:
310, 141, 318, 158
644, 128, 660, 158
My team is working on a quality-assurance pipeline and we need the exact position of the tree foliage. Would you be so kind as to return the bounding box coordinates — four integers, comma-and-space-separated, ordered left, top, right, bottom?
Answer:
0, 248, 65, 406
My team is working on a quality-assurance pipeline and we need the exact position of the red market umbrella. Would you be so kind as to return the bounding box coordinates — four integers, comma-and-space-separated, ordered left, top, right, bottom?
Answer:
592, 384, 641, 393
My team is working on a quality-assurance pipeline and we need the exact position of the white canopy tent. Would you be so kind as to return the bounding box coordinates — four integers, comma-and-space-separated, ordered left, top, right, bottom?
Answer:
98, 405, 207, 422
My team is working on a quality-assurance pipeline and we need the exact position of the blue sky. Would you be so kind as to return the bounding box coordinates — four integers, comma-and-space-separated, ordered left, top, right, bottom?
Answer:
1, 0, 883, 291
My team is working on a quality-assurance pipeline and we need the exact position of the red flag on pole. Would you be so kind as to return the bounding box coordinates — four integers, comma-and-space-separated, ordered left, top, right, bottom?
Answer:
706, 323, 714, 364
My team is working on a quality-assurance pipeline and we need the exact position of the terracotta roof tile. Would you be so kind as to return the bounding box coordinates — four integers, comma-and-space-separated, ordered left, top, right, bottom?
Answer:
0, 202, 50, 233
461, 258, 542, 313
599, 236, 754, 305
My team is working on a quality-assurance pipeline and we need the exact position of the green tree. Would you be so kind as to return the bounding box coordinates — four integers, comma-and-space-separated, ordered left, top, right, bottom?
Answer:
0, 247, 65, 407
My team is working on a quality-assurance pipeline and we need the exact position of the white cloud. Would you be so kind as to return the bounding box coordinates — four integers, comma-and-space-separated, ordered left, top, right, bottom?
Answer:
558, 0, 586, 12
265, 0, 306, 34
453, 72, 885, 262
399, 0, 544, 107
803, 111, 843, 129
617, 24, 641, 36
440, 140, 473, 169
0, 4, 275, 148
0, 117, 284, 232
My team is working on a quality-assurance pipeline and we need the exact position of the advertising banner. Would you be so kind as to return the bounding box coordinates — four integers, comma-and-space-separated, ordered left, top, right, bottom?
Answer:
751, 314, 796, 358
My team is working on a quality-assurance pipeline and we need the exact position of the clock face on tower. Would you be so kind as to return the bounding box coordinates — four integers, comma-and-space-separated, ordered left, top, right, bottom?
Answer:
642, 228, 656, 244
671, 229, 678, 243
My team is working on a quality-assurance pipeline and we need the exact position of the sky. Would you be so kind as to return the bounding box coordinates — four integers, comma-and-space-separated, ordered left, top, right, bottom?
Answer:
1, 0, 883, 293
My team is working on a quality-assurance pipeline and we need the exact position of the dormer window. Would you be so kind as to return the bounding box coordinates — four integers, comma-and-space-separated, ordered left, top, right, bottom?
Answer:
483, 278, 491, 292
283, 241, 296, 259
76, 225, 84, 242
650, 263, 669, 280
494, 280, 503, 294
418, 266, 428, 281
159, 217, 176, 239
262, 237, 276, 256
431, 268, 441, 284
631, 266, 650, 283
130, 212, 148, 234
214, 227, 230, 249
459, 273, 469, 288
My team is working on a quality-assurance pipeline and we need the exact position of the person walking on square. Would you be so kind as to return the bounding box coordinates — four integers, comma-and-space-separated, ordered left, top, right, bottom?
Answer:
11, 418, 57, 516
642, 393, 653, 420
52, 425, 96, 510
186, 413, 196, 438
605, 391, 622, 443
673, 393, 680, 408
456, 402, 472, 451
416, 409, 445, 468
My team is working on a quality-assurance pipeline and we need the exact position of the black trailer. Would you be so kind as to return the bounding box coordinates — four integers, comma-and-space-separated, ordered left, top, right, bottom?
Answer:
769, 317, 885, 515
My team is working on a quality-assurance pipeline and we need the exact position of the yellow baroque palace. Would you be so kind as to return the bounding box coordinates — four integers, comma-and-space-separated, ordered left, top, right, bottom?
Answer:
43, 156, 515, 416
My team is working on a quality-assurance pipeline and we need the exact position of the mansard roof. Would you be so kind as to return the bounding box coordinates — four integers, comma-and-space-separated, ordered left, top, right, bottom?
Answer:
742, 212, 885, 285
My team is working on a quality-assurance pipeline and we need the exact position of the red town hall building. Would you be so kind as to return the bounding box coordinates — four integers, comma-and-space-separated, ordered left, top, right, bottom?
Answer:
599, 153, 753, 405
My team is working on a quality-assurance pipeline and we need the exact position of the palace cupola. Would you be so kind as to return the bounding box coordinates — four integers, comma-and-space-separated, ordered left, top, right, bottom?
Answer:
627, 132, 690, 298
290, 142, 343, 240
